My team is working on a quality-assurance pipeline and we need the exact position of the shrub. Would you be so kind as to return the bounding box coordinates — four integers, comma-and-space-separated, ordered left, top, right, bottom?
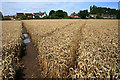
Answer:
96, 16, 104, 19
2, 18, 11, 20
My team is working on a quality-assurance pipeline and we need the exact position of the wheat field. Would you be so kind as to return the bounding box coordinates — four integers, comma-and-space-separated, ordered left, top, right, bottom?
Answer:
2, 21, 23, 79
22, 19, 119, 78
1, 19, 119, 79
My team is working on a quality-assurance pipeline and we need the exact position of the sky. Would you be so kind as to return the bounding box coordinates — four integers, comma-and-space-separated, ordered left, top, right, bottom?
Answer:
1, 2, 119, 16
1, 0, 120, 2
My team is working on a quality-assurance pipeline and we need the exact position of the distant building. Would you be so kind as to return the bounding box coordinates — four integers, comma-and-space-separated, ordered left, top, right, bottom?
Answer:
33, 11, 47, 18
24, 13, 33, 18
16, 13, 24, 18
4, 15, 15, 20
33, 13, 39, 18
89, 14, 97, 18
33, 13, 39, 16
70, 12, 80, 18
39, 12, 47, 18
101, 13, 116, 19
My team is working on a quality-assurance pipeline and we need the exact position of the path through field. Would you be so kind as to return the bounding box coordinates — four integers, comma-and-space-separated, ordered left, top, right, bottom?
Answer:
21, 22, 41, 78
2, 20, 119, 79
20, 20, 87, 78
17, 20, 119, 79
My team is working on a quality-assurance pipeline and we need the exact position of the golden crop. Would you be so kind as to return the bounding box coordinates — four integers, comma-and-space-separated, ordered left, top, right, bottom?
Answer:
70, 20, 119, 78
2, 21, 23, 79
23, 19, 119, 78
23, 19, 86, 78
2, 19, 119, 79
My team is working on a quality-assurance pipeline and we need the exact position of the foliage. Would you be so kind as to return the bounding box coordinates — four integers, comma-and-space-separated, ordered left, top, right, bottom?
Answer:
48, 10, 68, 19
116, 10, 120, 19
0, 11, 3, 18
96, 16, 104, 19
34, 16, 40, 19
49, 10, 55, 16
2, 18, 11, 20
21, 15, 28, 20
90, 5, 117, 15
78, 10, 89, 19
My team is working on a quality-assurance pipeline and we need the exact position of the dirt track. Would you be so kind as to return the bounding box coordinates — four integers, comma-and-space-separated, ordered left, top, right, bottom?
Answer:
19, 20, 119, 79
22, 23, 41, 78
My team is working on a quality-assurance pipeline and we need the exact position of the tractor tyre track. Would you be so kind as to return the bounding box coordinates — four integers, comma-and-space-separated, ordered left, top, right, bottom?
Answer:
40, 23, 74, 37
67, 20, 87, 78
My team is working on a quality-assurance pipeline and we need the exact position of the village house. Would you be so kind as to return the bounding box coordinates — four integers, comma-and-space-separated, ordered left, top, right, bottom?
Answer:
86, 13, 116, 19
89, 14, 97, 18
16, 13, 24, 18
39, 11, 47, 18
101, 13, 116, 19
33, 13, 39, 18
33, 11, 47, 18
70, 13, 80, 18
4, 15, 15, 20
24, 13, 33, 18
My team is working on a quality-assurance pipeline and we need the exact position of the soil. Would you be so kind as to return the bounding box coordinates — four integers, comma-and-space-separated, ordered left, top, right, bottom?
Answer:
21, 23, 41, 79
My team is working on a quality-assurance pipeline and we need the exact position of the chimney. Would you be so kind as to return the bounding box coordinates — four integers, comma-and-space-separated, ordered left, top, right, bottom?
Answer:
39, 11, 41, 14
33, 13, 35, 16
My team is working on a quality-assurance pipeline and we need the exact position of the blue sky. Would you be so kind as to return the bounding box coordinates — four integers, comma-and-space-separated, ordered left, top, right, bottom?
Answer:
1, 2, 119, 16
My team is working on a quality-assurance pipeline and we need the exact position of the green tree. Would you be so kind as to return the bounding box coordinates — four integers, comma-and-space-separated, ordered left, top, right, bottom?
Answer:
21, 15, 28, 20
116, 10, 120, 19
90, 5, 117, 16
49, 10, 68, 19
78, 10, 89, 19
55, 10, 67, 18
49, 10, 55, 16
0, 11, 3, 20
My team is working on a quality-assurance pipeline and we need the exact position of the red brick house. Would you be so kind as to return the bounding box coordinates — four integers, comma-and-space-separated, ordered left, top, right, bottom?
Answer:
101, 13, 116, 19
70, 13, 80, 18
4, 16, 15, 20
24, 13, 33, 18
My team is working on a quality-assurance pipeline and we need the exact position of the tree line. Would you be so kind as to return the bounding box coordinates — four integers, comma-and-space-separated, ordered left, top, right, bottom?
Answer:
1, 5, 120, 20
90, 5, 120, 19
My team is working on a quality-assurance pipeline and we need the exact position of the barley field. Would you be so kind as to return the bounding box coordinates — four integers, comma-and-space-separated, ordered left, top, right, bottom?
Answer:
1, 19, 119, 79
2, 21, 23, 79
22, 19, 119, 79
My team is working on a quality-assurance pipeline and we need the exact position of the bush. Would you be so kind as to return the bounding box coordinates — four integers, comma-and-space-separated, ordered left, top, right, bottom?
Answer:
28, 17, 33, 19
34, 16, 40, 19
96, 16, 104, 19
89, 17, 95, 19
43, 16, 50, 19
64, 16, 71, 19
2, 18, 11, 20
15, 18, 21, 20
113, 17, 116, 19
